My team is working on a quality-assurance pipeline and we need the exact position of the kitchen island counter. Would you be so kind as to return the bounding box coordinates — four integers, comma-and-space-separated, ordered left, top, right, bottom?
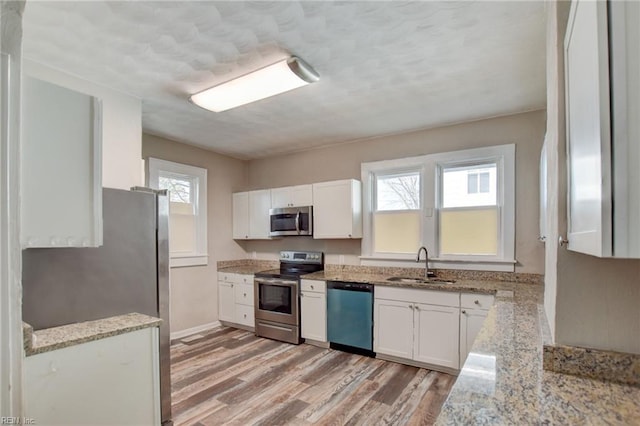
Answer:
23, 312, 161, 356
301, 270, 640, 424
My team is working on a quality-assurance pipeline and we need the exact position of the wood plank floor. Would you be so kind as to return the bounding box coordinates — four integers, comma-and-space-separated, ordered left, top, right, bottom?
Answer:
170, 326, 455, 426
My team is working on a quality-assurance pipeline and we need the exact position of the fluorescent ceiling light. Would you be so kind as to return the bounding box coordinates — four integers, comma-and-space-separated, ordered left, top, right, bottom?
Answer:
190, 57, 319, 112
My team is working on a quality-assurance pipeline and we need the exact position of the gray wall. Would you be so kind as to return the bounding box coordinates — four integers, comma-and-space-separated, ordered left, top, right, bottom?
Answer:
246, 110, 546, 274
142, 133, 248, 335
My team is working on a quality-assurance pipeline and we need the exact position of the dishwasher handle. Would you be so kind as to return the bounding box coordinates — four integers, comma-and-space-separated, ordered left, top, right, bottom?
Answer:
327, 281, 374, 293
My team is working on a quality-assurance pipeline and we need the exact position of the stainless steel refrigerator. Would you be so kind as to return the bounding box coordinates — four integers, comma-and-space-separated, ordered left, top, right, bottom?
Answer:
22, 187, 172, 425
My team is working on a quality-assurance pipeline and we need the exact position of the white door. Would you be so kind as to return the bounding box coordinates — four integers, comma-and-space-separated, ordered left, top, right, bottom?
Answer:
248, 189, 271, 239
313, 181, 352, 238
292, 185, 313, 207
413, 303, 459, 369
301, 291, 326, 342
232, 192, 249, 239
270, 187, 291, 208
374, 299, 413, 359
459, 308, 488, 368
218, 281, 235, 322
564, 0, 612, 257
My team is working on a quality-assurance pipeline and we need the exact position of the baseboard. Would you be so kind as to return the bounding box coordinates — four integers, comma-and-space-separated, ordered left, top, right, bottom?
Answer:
170, 321, 221, 340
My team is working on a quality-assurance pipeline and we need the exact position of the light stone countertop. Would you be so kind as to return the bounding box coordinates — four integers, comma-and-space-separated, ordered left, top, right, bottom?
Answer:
23, 312, 161, 356
301, 270, 640, 424
218, 265, 275, 275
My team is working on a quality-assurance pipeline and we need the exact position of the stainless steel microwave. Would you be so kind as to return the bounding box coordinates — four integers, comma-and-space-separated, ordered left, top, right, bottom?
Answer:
269, 206, 313, 237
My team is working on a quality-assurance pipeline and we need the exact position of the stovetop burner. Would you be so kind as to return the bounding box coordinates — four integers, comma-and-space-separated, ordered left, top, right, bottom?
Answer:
255, 251, 324, 280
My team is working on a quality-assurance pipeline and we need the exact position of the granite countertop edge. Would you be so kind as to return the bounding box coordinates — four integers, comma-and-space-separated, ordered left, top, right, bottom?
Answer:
23, 312, 162, 356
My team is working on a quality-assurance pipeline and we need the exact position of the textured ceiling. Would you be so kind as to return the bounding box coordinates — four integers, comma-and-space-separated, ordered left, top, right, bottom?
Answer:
22, 1, 546, 160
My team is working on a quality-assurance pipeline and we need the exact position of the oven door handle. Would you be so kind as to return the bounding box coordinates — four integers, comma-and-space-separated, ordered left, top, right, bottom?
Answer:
255, 278, 298, 287
295, 210, 300, 235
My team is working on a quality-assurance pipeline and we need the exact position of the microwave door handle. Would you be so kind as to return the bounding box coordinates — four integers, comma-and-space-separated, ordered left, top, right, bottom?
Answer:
295, 210, 300, 235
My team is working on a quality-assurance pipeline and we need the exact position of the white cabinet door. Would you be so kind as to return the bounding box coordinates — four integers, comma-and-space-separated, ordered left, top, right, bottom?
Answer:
248, 189, 271, 239
270, 187, 291, 208
459, 308, 489, 368
271, 185, 313, 208
564, 0, 612, 257
291, 185, 313, 206
235, 304, 254, 327
413, 303, 459, 369
232, 192, 249, 240
374, 299, 414, 359
301, 291, 326, 342
564, 0, 640, 257
218, 281, 235, 322
21, 75, 102, 248
24, 328, 160, 425
313, 179, 362, 239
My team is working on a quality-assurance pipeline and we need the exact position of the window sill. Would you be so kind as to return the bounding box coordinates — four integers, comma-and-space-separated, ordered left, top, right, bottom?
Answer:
170, 254, 208, 268
359, 256, 516, 272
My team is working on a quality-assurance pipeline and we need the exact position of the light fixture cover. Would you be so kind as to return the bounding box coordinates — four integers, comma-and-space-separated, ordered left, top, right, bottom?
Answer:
190, 57, 319, 112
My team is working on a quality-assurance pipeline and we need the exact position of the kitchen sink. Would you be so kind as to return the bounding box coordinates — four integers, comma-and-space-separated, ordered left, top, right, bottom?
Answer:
386, 276, 455, 284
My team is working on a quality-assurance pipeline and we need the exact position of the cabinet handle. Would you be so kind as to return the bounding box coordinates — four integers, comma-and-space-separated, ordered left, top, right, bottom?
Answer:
300, 293, 304, 297
243, 293, 247, 297
231, 284, 234, 288
244, 314, 247, 318
348, 234, 352, 238
414, 305, 420, 311
310, 285, 314, 290
559, 236, 569, 247
474, 300, 480, 305
409, 305, 414, 310
462, 310, 467, 314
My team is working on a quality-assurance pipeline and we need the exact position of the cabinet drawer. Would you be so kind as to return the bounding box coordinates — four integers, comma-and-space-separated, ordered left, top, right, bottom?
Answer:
301, 279, 326, 293
235, 304, 254, 327
237, 274, 253, 285
376, 286, 459, 307
461, 293, 494, 310
235, 284, 254, 306
218, 272, 253, 284
218, 272, 237, 283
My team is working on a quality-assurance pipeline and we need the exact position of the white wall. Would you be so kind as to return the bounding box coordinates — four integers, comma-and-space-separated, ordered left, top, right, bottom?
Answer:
22, 59, 142, 190
545, 0, 640, 355
1, 0, 25, 415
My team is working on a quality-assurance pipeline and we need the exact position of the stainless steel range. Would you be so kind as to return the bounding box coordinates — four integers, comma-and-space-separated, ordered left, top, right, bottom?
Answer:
254, 251, 323, 344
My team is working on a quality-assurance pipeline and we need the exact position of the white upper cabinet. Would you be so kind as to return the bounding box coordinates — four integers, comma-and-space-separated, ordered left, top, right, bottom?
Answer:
232, 192, 249, 240
313, 179, 362, 239
21, 76, 102, 248
271, 185, 313, 208
564, 0, 640, 258
232, 190, 271, 240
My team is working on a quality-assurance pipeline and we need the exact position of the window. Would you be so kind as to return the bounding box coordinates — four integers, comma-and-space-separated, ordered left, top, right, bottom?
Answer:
440, 163, 498, 256
373, 171, 421, 253
361, 144, 515, 271
148, 158, 207, 268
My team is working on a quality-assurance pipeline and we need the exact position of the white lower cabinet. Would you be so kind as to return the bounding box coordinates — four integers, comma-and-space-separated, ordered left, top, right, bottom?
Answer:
374, 286, 460, 371
300, 279, 326, 342
413, 303, 460, 369
218, 272, 254, 329
459, 293, 494, 368
24, 328, 160, 425
374, 299, 414, 359
218, 281, 235, 322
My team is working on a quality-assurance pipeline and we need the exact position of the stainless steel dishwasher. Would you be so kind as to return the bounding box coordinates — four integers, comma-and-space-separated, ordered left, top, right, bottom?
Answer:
326, 281, 374, 356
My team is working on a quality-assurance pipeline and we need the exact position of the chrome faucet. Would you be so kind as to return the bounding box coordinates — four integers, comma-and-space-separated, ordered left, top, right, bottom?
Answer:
416, 246, 430, 280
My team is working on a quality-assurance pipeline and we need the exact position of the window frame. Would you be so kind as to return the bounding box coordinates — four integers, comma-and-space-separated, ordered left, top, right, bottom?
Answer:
361, 144, 515, 271
148, 157, 208, 268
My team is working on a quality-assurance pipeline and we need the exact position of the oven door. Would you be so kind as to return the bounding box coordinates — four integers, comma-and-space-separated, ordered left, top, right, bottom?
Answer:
254, 277, 299, 326
269, 207, 313, 237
